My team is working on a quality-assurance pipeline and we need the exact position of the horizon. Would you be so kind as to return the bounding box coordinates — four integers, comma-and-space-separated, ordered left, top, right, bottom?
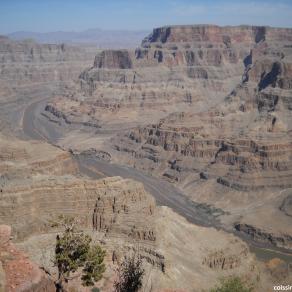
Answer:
6, 23, 292, 35
1, 0, 292, 34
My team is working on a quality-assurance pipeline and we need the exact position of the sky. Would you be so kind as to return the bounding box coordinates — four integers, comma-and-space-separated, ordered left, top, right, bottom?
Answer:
1, 0, 292, 34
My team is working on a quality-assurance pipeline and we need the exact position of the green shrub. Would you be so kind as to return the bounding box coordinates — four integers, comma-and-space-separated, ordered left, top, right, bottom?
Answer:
54, 216, 106, 291
114, 254, 145, 292
210, 276, 253, 292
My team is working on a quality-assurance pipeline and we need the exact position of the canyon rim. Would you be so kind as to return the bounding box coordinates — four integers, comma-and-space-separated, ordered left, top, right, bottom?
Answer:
1, 2, 292, 291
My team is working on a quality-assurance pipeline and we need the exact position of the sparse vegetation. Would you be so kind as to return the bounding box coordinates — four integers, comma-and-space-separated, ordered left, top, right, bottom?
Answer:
114, 254, 145, 292
210, 276, 253, 292
53, 216, 106, 291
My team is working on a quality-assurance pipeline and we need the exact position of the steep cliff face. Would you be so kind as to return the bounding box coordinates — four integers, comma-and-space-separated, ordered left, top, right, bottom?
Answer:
96, 25, 292, 249
93, 50, 133, 69
142, 25, 292, 45
104, 25, 292, 191
47, 25, 259, 132
0, 173, 166, 288
39, 25, 292, 250
0, 176, 156, 241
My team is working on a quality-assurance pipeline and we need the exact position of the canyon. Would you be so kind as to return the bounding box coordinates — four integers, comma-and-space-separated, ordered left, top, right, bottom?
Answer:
44, 25, 292, 251
0, 25, 292, 291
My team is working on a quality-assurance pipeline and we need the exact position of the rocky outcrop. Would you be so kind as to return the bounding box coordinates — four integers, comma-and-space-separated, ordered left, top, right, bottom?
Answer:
0, 174, 166, 282
94, 50, 132, 69
234, 223, 292, 249
44, 103, 101, 128
0, 176, 156, 241
100, 25, 292, 193
141, 25, 292, 46
38, 24, 292, 251
280, 194, 292, 217
202, 247, 249, 270
0, 225, 55, 292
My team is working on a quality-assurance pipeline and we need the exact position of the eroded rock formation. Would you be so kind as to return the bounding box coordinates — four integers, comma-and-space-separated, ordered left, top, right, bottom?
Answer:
0, 133, 266, 291
41, 25, 292, 250
1, 25, 292, 291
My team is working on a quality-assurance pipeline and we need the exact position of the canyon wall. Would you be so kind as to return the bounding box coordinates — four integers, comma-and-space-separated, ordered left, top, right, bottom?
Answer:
46, 25, 258, 131
0, 36, 96, 86
0, 36, 97, 136
1, 25, 292, 290
0, 132, 266, 291
41, 25, 292, 250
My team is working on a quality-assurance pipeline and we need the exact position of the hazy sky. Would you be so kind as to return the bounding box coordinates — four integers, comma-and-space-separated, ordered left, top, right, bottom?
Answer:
1, 0, 292, 33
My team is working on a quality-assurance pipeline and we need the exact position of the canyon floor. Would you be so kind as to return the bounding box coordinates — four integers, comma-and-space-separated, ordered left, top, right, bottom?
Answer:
0, 25, 292, 291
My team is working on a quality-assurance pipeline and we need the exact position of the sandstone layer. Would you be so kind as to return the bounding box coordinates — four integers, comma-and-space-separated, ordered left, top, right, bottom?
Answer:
44, 25, 261, 140
0, 132, 276, 291
41, 25, 292, 250
0, 36, 96, 86
1, 25, 292, 291
0, 162, 267, 291
0, 36, 97, 136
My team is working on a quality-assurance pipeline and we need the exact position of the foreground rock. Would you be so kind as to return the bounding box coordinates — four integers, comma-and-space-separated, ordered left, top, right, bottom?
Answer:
0, 133, 280, 291
0, 176, 272, 291
0, 225, 54, 292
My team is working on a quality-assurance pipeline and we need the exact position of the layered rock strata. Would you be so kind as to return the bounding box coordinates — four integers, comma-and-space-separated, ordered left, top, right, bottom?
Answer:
0, 174, 157, 249
0, 36, 96, 86
105, 25, 292, 191
0, 133, 77, 181
105, 26, 292, 248
45, 25, 260, 132
41, 25, 292, 250
0, 132, 266, 290
0, 36, 97, 136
